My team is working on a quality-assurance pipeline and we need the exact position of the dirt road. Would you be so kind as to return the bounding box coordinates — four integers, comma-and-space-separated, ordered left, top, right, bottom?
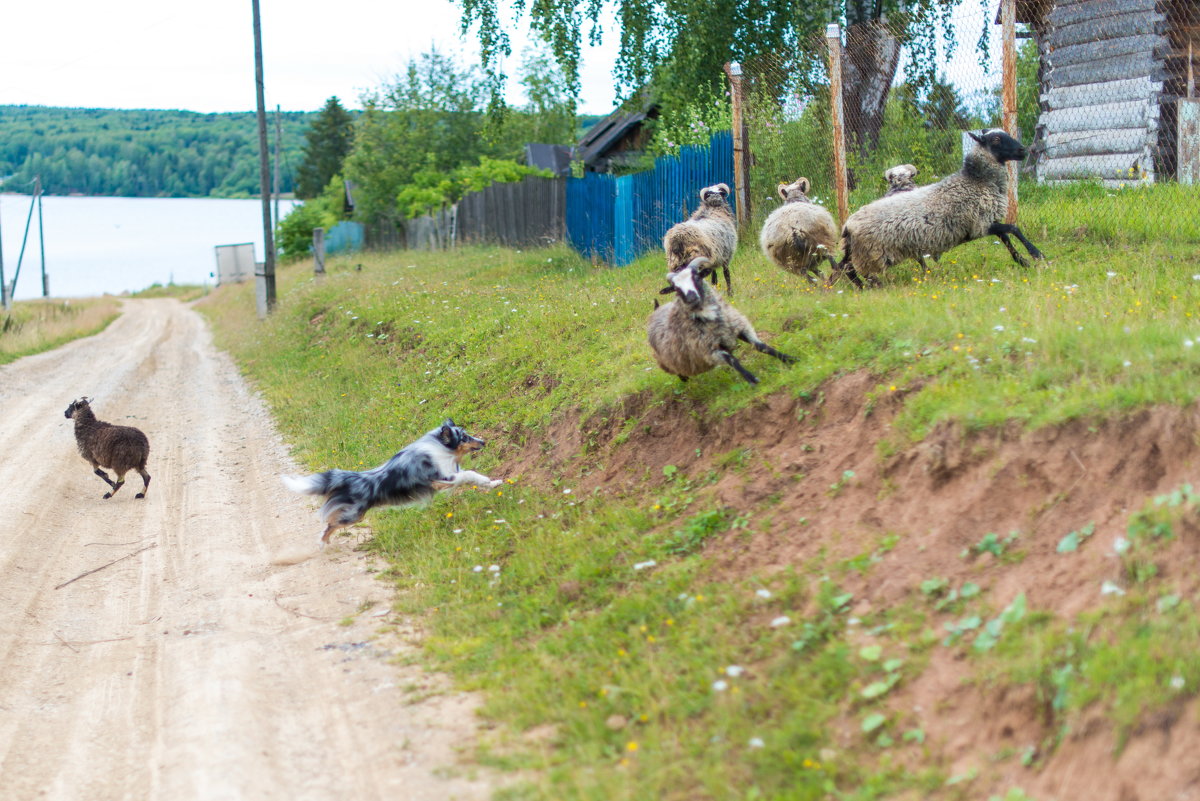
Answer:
0, 299, 494, 801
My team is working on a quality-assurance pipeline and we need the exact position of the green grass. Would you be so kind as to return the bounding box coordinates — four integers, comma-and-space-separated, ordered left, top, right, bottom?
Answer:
197, 180, 1200, 799
0, 296, 120, 364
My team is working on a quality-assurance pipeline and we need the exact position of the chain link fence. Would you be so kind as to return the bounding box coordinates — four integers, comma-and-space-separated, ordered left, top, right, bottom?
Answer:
738, 0, 1199, 244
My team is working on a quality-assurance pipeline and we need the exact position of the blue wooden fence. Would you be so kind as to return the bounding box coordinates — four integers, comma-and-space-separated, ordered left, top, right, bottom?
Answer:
566, 131, 734, 266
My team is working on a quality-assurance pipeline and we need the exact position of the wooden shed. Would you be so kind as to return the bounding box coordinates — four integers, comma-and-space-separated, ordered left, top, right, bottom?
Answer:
1017, 0, 1199, 183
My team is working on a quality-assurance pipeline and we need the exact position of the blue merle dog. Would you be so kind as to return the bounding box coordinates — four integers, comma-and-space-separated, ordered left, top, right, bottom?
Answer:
283, 419, 502, 547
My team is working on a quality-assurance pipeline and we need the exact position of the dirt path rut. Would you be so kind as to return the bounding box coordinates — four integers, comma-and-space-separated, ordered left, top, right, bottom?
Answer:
0, 299, 493, 801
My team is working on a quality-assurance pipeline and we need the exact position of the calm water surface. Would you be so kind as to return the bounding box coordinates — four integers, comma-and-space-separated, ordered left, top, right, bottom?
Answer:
0, 194, 297, 300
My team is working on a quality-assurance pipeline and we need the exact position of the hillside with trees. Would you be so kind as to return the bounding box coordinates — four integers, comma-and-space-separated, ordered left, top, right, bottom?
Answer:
0, 106, 315, 198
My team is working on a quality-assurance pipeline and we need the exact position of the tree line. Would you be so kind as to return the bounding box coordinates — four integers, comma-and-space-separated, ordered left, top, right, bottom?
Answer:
0, 106, 314, 198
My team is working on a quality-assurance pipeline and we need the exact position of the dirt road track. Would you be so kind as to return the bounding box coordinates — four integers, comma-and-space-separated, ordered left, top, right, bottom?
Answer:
0, 299, 494, 801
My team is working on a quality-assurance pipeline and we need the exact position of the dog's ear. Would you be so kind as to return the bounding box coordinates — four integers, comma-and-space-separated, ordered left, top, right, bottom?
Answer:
438, 423, 456, 446
443, 417, 456, 428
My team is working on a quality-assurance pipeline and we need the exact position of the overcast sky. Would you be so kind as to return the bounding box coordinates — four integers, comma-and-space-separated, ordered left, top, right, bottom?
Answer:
0, 0, 622, 115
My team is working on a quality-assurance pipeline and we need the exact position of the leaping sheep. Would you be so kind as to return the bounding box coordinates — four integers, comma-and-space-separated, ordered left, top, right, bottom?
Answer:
647, 257, 795, 385
835, 129, 1045, 287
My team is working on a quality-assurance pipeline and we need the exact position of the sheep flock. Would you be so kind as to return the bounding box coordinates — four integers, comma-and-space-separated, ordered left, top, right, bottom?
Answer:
645, 128, 1044, 384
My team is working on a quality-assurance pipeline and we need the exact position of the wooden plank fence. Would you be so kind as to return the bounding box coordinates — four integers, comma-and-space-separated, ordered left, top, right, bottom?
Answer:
457, 175, 565, 248
362, 131, 733, 265
566, 130, 734, 267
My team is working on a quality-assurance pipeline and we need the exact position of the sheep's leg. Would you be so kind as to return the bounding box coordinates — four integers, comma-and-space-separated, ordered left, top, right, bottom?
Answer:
103, 471, 127, 500
92, 466, 117, 490
716, 349, 759, 385
988, 222, 1044, 266
832, 255, 865, 289
992, 230, 1029, 267
738, 331, 797, 365
135, 469, 151, 499
722, 265, 732, 297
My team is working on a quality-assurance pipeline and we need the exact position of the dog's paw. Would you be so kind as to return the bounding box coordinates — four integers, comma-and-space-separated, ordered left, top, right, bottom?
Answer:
487, 479, 503, 489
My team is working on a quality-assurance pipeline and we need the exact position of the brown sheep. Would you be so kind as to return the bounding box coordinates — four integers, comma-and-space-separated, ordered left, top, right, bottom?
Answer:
64, 397, 151, 499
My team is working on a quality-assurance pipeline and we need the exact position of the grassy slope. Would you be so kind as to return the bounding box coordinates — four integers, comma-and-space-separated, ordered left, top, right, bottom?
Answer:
199, 181, 1200, 801
0, 297, 121, 365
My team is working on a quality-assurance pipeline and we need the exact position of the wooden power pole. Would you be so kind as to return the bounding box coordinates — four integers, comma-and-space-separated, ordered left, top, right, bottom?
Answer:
252, 0, 276, 317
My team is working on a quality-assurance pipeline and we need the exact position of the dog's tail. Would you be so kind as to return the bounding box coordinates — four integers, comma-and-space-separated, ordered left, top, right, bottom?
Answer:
282, 470, 346, 497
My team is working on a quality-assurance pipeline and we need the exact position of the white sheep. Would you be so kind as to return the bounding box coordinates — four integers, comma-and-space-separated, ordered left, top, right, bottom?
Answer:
646, 257, 795, 385
663, 183, 738, 296
758, 177, 838, 284
835, 129, 1045, 287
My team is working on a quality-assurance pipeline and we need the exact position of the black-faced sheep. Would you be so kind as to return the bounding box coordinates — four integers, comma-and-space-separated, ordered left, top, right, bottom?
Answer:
883, 164, 919, 196
647, 257, 795, 385
64, 397, 151, 499
663, 183, 738, 296
758, 177, 838, 284
835, 129, 1045, 287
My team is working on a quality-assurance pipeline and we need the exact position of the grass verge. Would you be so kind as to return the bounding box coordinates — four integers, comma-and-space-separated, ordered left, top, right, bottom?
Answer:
198, 181, 1200, 799
0, 296, 121, 365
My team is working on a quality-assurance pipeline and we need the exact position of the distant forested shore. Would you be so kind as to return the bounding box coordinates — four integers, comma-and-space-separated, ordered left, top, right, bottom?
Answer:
0, 105, 316, 199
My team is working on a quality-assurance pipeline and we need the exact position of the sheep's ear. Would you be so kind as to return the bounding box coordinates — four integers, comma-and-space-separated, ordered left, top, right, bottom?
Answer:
797, 177, 810, 194
968, 130, 984, 145
658, 286, 675, 295
777, 183, 788, 201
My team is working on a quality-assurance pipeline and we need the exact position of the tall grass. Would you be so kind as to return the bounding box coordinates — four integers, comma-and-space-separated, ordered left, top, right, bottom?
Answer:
199, 181, 1200, 799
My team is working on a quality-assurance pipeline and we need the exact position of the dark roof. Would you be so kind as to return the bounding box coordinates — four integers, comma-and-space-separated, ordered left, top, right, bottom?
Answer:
574, 93, 658, 167
524, 143, 574, 176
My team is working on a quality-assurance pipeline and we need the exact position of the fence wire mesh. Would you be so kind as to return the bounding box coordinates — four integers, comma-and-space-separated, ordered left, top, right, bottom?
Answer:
740, 0, 1199, 245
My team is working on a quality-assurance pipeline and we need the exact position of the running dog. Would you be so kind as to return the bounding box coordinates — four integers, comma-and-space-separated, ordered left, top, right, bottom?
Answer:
282, 419, 503, 547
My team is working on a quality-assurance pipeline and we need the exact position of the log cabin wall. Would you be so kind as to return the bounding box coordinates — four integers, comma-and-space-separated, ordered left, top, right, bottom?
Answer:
1035, 0, 1170, 183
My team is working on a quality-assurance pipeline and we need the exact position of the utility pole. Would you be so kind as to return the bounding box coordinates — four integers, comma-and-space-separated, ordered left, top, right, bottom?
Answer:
37, 177, 48, 297
252, 0, 276, 317
0, 195, 8, 311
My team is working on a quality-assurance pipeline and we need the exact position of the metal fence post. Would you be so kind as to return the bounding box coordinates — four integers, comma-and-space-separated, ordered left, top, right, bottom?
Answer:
313, 227, 326, 275
826, 24, 850, 227
1001, 0, 1019, 223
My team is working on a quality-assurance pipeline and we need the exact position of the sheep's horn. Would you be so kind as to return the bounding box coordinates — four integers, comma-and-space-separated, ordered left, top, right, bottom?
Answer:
686, 256, 712, 271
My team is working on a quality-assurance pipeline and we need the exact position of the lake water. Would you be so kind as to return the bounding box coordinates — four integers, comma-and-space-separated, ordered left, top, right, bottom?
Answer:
0, 194, 299, 300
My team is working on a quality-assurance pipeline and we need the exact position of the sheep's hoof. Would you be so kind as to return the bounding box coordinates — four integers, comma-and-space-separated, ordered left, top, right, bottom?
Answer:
102, 492, 113, 499
135, 492, 145, 499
